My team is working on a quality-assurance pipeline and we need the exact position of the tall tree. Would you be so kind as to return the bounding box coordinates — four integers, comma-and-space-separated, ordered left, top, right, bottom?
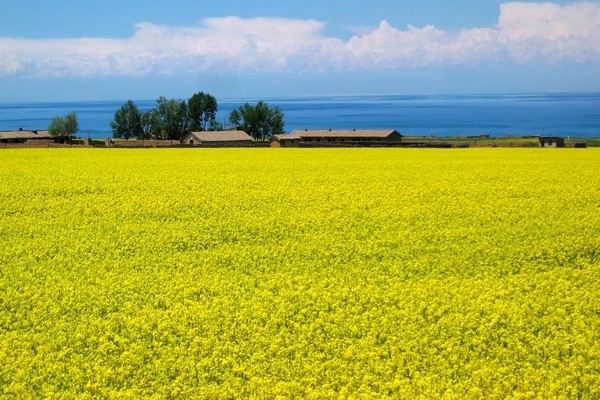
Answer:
151, 97, 189, 140
110, 100, 142, 140
49, 112, 79, 140
140, 110, 157, 140
229, 101, 284, 141
188, 92, 218, 131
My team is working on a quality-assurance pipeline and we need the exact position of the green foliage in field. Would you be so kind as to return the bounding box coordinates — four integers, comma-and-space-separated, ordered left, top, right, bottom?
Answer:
1, 149, 599, 398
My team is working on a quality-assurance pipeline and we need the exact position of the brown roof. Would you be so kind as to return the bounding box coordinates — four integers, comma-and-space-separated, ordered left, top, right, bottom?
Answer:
188, 130, 252, 142
0, 130, 51, 140
286, 129, 401, 139
272, 134, 299, 141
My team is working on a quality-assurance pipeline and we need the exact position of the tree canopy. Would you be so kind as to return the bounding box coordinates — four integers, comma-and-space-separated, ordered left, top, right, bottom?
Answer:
188, 92, 218, 132
142, 97, 189, 140
110, 92, 222, 141
49, 112, 79, 139
110, 100, 142, 140
229, 101, 284, 141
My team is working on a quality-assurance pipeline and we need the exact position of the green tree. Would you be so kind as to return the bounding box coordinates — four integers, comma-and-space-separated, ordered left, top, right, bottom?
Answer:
110, 100, 142, 140
151, 97, 189, 140
188, 92, 218, 131
229, 100, 284, 141
140, 110, 157, 140
49, 112, 79, 140
207, 119, 224, 131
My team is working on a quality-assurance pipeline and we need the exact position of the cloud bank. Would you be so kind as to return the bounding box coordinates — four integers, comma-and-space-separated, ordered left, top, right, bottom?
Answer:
1, 2, 599, 77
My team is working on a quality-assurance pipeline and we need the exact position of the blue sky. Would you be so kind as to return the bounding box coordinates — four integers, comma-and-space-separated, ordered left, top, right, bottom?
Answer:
1, 0, 599, 101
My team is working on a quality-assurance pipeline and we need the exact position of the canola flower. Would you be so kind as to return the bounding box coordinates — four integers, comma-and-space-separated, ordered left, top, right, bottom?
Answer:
0, 148, 599, 399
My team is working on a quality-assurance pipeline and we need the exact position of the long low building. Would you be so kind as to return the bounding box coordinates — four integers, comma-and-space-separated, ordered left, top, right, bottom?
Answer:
0, 129, 51, 143
182, 130, 253, 146
271, 129, 403, 147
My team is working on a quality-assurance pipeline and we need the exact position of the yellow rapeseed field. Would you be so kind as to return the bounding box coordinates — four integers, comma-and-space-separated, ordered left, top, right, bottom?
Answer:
0, 148, 599, 399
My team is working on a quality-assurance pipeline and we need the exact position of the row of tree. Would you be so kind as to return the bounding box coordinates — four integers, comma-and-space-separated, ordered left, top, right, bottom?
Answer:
110, 92, 285, 141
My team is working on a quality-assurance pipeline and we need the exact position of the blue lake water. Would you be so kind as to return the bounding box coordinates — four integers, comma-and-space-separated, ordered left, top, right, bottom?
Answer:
0, 93, 598, 138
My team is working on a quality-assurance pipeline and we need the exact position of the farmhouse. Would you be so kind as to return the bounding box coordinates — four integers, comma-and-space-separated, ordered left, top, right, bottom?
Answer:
182, 130, 253, 146
0, 129, 51, 143
271, 129, 403, 147
539, 136, 565, 148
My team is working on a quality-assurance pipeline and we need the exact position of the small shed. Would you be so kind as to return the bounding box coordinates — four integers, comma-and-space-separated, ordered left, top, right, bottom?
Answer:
539, 136, 565, 148
270, 134, 301, 147
182, 130, 252, 146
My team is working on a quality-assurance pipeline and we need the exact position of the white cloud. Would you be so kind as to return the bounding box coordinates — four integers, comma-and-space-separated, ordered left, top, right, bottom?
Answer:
343, 22, 500, 67
0, 2, 598, 77
498, 2, 600, 62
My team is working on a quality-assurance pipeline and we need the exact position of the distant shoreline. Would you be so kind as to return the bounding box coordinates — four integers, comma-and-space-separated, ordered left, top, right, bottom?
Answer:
1, 93, 599, 139
2, 135, 598, 149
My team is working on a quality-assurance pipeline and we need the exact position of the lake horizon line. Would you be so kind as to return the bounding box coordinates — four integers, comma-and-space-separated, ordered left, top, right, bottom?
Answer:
1, 92, 599, 139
